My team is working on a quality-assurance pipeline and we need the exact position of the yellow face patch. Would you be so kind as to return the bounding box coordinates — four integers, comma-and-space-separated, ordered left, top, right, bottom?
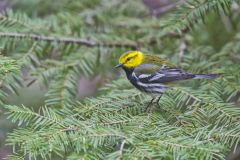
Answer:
119, 51, 144, 68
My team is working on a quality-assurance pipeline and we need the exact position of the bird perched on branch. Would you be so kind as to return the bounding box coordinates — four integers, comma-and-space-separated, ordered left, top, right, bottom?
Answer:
115, 51, 217, 113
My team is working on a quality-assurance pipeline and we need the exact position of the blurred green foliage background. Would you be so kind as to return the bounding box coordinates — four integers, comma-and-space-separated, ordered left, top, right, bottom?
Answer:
0, 0, 240, 159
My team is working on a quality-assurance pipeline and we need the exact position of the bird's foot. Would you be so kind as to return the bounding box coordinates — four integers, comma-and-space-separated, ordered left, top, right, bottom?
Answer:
144, 95, 163, 114
144, 103, 154, 113
144, 98, 155, 113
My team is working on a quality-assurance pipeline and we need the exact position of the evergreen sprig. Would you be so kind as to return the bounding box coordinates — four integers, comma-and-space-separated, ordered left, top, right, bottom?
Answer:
0, 0, 239, 159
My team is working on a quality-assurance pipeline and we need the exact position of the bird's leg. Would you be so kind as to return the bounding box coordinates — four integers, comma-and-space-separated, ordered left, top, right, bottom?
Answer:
145, 94, 163, 113
144, 97, 155, 113
155, 94, 167, 113
155, 94, 162, 108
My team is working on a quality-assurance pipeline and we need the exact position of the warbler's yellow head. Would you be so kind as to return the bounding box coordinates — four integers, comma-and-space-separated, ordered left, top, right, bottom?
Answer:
115, 51, 144, 68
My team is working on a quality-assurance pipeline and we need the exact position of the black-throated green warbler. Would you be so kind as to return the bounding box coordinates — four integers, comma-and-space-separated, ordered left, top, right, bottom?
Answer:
115, 51, 217, 112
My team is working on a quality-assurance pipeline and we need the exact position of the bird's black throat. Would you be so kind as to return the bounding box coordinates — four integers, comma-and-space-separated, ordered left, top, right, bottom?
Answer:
121, 66, 153, 94
122, 67, 134, 80
121, 67, 143, 91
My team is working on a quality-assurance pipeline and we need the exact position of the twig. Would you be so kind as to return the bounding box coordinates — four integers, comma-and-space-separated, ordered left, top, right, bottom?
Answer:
119, 139, 126, 160
151, 0, 186, 16
178, 37, 187, 64
226, 145, 240, 160
232, 1, 240, 13
0, 32, 139, 49
219, 7, 232, 32
0, 32, 95, 46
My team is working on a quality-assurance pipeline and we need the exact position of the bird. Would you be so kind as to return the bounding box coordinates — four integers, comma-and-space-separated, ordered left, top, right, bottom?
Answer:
115, 51, 218, 113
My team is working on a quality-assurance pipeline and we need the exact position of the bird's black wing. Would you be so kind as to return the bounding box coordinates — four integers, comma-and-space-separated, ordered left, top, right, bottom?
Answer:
134, 66, 195, 84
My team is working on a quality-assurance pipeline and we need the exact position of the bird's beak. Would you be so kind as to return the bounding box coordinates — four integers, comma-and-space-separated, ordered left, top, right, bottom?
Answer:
114, 63, 123, 68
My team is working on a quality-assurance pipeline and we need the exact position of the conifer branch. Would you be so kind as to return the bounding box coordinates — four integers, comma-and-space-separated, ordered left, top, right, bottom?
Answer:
1, 0, 240, 159
0, 32, 139, 49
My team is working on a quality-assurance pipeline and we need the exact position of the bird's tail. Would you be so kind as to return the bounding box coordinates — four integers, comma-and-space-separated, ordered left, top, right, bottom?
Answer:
194, 74, 218, 79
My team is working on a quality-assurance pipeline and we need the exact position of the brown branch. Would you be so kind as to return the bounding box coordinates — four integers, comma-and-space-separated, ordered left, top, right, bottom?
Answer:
232, 1, 240, 13
119, 139, 126, 160
150, 0, 186, 17
0, 32, 139, 49
178, 37, 187, 64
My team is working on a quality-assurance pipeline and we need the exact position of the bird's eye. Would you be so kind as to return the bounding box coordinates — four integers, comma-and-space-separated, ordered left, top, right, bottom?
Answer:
126, 57, 131, 61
